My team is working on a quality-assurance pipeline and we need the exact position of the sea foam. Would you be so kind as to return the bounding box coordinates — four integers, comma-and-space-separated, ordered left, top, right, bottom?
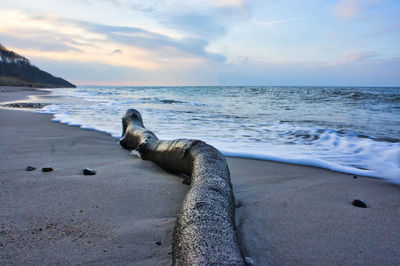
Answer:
37, 86, 400, 183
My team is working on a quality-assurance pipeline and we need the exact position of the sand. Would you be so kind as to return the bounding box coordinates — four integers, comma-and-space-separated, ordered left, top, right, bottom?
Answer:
231, 158, 400, 265
1, 86, 399, 265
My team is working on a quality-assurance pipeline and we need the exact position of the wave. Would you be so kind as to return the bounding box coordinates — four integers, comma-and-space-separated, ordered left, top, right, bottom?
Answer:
36, 86, 400, 184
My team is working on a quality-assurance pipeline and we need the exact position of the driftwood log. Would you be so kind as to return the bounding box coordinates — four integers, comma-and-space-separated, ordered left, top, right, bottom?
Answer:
120, 109, 244, 265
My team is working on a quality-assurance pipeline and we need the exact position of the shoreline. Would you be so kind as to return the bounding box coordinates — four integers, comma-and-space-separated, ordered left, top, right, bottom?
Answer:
1, 86, 380, 181
0, 87, 188, 264
0, 86, 51, 103
1, 87, 399, 264
10, 85, 397, 182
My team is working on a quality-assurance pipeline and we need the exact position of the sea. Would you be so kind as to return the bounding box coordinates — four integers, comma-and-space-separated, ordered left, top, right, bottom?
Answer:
37, 86, 400, 183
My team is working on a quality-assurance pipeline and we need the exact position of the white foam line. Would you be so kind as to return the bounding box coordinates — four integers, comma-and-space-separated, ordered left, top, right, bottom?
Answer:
220, 150, 394, 181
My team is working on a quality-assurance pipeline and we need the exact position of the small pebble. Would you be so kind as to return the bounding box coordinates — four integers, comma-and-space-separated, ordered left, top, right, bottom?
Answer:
155, 241, 161, 246
42, 167, 53, 172
83, 168, 96, 175
26, 166, 36, 171
352, 199, 367, 208
245, 256, 254, 265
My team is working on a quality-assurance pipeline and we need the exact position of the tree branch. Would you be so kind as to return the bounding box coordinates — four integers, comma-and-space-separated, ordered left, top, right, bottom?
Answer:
120, 109, 244, 265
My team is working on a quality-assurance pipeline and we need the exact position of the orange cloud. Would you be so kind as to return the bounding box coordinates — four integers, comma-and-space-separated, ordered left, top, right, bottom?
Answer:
0, 9, 222, 71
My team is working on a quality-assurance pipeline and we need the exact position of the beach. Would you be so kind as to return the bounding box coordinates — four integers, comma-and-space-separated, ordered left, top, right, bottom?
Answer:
1, 87, 399, 265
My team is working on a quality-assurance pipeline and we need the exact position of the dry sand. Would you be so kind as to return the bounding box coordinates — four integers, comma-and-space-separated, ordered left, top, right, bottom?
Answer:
1, 87, 399, 265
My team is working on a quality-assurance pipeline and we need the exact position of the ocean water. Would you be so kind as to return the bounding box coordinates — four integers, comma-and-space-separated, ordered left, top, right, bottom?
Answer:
37, 86, 400, 183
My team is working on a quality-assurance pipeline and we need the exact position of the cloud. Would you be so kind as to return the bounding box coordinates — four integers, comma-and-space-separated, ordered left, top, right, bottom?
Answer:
204, 0, 247, 8
85, 0, 250, 39
376, 22, 400, 35
334, 0, 362, 18
112, 49, 122, 54
0, 34, 82, 52
165, 13, 226, 39
75, 21, 226, 61
94, 0, 248, 11
333, 0, 380, 19
341, 51, 376, 62
252, 17, 305, 27
29, 56, 146, 85
326, 51, 377, 66
0, 10, 225, 72
2, 2, 397, 86
29, 52, 400, 86
30, 56, 221, 86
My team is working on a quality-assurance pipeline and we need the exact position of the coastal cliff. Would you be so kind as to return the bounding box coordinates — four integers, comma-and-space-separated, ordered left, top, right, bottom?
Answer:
0, 44, 75, 88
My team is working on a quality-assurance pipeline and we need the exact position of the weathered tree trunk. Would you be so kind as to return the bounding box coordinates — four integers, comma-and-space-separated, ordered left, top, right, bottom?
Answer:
120, 109, 244, 265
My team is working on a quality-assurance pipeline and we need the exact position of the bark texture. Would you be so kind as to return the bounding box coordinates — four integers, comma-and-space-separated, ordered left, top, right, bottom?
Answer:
120, 109, 244, 265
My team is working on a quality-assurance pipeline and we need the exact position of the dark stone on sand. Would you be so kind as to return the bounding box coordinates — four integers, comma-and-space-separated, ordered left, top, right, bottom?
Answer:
42, 167, 53, 172
83, 168, 96, 175
352, 199, 367, 208
3, 102, 48, 109
156, 241, 161, 246
26, 166, 36, 171
181, 179, 190, 185
353, 175, 358, 179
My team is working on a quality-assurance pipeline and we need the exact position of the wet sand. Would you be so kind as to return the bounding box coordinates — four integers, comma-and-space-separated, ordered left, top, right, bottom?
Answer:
1, 87, 399, 265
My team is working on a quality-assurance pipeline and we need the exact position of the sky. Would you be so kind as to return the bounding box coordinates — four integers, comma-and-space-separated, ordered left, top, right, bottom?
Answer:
1, 0, 399, 86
